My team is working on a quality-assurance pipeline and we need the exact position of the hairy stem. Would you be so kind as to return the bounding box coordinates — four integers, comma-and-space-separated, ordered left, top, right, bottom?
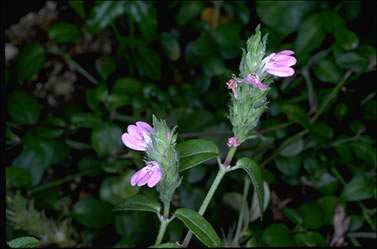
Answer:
154, 201, 171, 246
182, 147, 236, 247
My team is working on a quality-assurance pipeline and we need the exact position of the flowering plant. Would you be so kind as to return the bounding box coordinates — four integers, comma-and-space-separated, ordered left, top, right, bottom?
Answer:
116, 25, 298, 247
6, 1, 376, 248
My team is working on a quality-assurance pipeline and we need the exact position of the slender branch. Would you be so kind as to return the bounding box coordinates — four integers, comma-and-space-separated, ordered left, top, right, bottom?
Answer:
48, 46, 98, 85
154, 201, 172, 246
348, 232, 377, 239
182, 147, 235, 247
260, 70, 353, 168
233, 177, 250, 245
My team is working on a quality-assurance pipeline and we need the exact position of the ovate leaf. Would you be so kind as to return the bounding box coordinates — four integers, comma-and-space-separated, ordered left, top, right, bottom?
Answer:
7, 236, 39, 248
73, 198, 114, 229
48, 22, 82, 43
114, 194, 161, 214
16, 44, 46, 81
177, 139, 219, 172
174, 208, 221, 247
8, 91, 41, 125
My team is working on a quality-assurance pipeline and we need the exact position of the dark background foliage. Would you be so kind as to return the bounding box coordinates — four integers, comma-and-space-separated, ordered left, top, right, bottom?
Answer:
4, 0, 376, 247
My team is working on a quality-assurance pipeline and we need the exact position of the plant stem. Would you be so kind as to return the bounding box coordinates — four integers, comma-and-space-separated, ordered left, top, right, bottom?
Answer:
224, 147, 237, 167
155, 220, 169, 246
199, 166, 227, 216
233, 177, 250, 246
48, 46, 98, 85
182, 147, 236, 247
154, 200, 172, 246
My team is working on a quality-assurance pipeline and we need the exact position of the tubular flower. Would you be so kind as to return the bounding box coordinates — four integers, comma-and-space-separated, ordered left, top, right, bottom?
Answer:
226, 79, 238, 98
242, 74, 268, 91
227, 136, 240, 148
130, 161, 162, 187
121, 121, 153, 151
263, 50, 297, 77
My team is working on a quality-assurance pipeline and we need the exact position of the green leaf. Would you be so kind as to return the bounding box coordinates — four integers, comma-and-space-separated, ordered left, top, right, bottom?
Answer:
314, 59, 342, 84
125, 1, 157, 40
71, 112, 103, 128
336, 52, 368, 72
235, 158, 264, 220
309, 121, 333, 143
68, 0, 86, 18
96, 56, 116, 80
15, 44, 46, 81
250, 182, 270, 222
282, 207, 303, 225
100, 171, 139, 204
48, 22, 82, 43
86, 1, 126, 33
177, 139, 219, 172
6, 167, 32, 188
275, 156, 301, 176
174, 208, 221, 247
135, 46, 161, 80
114, 194, 161, 214
317, 196, 343, 225
150, 242, 183, 248
7, 236, 39, 248
321, 10, 346, 33
185, 32, 218, 66
279, 138, 304, 157
295, 13, 326, 54
257, 1, 317, 35
91, 123, 123, 157
161, 32, 181, 61
280, 104, 311, 129
203, 56, 227, 77
297, 202, 325, 229
176, 1, 204, 26
295, 232, 327, 246
73, 197, 114, 228
213, 23, 241, 59
262, 224, 295, 246
335, 29, 359, 50
8, 91, 41, 125
341, 174, 375, 201
112, 77, 143, 95
12, 137, 68, 186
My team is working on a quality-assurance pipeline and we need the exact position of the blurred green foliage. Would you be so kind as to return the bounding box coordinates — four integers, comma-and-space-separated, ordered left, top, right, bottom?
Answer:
5, 0, 376, 247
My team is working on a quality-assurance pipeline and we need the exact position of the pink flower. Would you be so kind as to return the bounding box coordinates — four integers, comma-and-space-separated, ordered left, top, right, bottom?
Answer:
242, 74, 268, 91
263, 50, 297, 77
122, 121, 153, 151
227, 136, 240, 148
130, 161, 162, 187
226, 79, 238, 98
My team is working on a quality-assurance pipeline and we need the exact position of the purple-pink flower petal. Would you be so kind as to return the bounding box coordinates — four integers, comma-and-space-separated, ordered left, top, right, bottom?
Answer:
136, 121, 153, 133
266, 67, 295, 77
121, 133, 146, 151
276, 50, 295, 56
130, 167, 146, 186
147, 168, 162, 187
122, 121, 153, 151
264, 50, 296, 78
129, 161, 162, 188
